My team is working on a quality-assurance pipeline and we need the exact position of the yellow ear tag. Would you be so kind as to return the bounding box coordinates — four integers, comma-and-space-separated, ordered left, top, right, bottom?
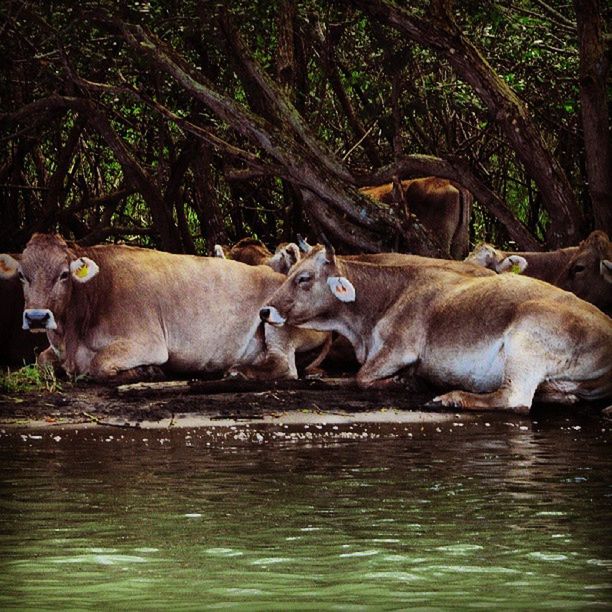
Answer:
75, 262, 89, 278
510, 263, 522, 274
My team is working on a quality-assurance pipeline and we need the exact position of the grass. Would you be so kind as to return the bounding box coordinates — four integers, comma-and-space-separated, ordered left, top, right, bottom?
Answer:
0, 364, 61, 394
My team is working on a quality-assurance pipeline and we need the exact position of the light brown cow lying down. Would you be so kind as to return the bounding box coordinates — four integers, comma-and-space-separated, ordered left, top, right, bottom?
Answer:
214, 237, 301, 275
261, 244, 612, 412
465, 230, 612, 315
0, 233, 327, 382
360, 177, 472, 259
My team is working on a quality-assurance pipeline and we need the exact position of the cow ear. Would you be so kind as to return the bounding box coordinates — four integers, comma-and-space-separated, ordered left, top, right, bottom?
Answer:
0, 254, 20, 279
327, 276, 356, 302
600, 259, 612, 284
498, 255, 528, 274
70, 257, 99, 283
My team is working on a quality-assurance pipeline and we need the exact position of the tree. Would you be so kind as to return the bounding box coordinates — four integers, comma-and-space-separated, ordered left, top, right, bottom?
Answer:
0, 1, 607, 254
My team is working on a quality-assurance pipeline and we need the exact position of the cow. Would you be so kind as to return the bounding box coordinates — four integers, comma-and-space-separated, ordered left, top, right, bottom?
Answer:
465, 230, 611, 315
360, 177, 472, 259
0, 255, 47, 367
296, 236, 497, 374
214, 237, 301, 275
260, 243, 612, 412
0, 233, 328, 382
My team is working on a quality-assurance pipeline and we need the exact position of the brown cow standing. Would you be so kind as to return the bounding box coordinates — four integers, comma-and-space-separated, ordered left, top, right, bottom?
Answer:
465, 230, 611, 315
0, 233, 326, 382
360, 177, 472, 259
261, 244, 612, 412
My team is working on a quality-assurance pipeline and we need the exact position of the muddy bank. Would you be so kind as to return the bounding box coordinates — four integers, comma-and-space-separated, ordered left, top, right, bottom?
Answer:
1, 376, 609, 428
0, 377, 445, 428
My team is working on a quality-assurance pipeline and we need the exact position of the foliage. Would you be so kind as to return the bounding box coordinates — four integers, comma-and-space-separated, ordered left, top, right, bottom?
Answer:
0, 364, 61, 394
0, 0, 607, 253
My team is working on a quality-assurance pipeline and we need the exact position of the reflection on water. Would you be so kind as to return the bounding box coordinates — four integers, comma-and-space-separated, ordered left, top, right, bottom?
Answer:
0, 410, 610, 608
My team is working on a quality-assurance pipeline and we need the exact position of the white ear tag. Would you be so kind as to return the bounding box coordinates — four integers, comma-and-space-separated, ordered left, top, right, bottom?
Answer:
499, 255, 528, 274
0, 254, 20, 279
327, 276, 356, 302
70, 257, 99, 283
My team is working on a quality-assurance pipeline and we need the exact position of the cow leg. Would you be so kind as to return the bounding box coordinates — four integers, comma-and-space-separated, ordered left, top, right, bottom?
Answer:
431, 331, 544, 413
88, 339, 168, 382
303, 333, 333, 376
356, 341, 418, 389
230, 325, 297, 381
37, 346, 61, 369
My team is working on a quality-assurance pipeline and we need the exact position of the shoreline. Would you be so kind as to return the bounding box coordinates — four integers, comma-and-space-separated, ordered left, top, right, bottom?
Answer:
1, 377, 609, 429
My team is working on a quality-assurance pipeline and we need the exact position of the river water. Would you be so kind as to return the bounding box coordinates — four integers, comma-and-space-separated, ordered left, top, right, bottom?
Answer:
1, 409, 610, 609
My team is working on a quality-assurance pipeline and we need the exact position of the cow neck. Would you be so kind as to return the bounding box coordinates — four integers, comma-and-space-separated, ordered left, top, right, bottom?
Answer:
520, 247, 577, 283
63, 246, 107, 345
330, 260, 420, 363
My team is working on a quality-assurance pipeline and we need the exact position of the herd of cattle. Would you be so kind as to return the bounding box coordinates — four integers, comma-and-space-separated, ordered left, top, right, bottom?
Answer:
0, 186, 610, 413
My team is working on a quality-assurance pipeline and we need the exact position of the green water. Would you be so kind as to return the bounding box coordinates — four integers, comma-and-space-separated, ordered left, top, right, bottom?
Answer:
0, 411, 610, 609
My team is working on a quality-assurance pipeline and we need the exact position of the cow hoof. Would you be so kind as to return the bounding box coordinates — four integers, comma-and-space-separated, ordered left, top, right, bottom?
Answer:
304, 368, 325, 379
108, 365, 166, 385
225, 369, 249, 381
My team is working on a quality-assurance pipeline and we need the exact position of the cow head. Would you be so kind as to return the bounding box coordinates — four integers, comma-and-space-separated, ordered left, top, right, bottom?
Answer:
260, 243, 355, 327
556, 230, 612, 314
464, 243, 527, 274
0, 234, 99, 332
268, 242, 301, 275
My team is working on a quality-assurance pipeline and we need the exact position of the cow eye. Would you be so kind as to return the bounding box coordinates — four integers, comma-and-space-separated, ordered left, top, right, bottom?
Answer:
296, 273, 311, 284
59, 270, 70, 281
573, 264, 586, 274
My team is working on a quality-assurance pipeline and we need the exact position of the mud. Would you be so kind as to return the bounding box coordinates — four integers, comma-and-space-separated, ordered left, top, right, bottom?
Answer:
1, 377, 609, 429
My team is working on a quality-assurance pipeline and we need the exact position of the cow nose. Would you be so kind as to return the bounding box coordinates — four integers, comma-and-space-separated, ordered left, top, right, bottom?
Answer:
23, 308, 57, 331
259, 307, 271, 322
25, 310, 50, 323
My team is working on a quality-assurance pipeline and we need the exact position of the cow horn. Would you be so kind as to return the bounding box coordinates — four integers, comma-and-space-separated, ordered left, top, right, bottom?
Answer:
319, 232, 335, 262
296, 234, 312, 253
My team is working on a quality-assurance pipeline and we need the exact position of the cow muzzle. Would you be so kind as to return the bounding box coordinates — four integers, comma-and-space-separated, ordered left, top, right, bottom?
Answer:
259, 306, 286, 326
23, 309, 57, 332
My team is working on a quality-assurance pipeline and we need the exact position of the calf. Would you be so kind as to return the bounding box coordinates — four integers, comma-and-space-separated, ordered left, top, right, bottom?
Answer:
0, 233, 316, 382
261, 244, 612, 412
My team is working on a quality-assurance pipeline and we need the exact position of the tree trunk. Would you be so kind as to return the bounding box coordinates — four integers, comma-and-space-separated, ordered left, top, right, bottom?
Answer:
574, 0, 611, 234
